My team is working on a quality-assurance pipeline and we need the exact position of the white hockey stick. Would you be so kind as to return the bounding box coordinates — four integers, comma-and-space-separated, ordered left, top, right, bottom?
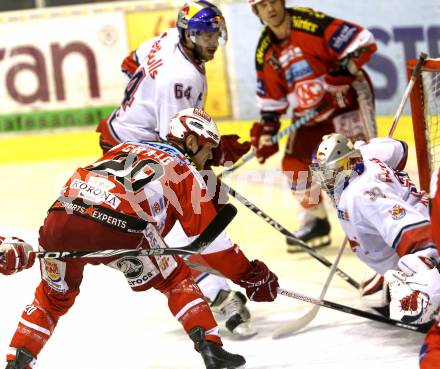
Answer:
272, 237, 348, 339
388, 52, 427, 137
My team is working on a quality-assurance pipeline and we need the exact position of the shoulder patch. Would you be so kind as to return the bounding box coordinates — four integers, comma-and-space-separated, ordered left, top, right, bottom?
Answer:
328, 22, 358, 53
289, 7, 333, 37
255, 29, 272, 71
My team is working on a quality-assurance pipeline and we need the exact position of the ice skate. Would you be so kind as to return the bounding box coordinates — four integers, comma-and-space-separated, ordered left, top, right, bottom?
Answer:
210, 289, 257, 338
286, 217, 331, 253
5, 348, 34, 369
189, 327, 246, 369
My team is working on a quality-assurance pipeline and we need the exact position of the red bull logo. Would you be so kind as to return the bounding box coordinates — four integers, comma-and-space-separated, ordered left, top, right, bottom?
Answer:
390, 204, 406, 220
45, 260, 62, 282
182, 4, 190, 15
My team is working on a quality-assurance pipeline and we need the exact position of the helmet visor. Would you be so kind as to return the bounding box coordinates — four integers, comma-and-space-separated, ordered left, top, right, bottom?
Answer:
190, 22, 227, 46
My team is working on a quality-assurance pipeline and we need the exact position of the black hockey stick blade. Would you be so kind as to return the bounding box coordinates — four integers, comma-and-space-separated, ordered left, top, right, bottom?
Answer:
186, 203, 237, 251
2, 204, 237, 261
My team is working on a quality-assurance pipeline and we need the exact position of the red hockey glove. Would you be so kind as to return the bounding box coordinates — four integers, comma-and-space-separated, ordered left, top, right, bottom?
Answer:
0, 237, 35, 275
250, 119, 281, 164
237, 260, 279, 302
210, 134, 251, 167
323, 74, 355, 109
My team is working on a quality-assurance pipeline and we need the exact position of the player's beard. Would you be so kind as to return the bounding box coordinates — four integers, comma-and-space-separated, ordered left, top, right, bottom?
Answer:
194, 43, 217, 63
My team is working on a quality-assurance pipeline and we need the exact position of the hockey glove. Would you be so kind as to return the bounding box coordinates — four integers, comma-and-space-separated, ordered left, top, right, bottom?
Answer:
323, 74, 355, 109
385, 267, 440, 324
237, 260, 278, 302
398, 252, 438, 276
0, 237, 35, 275
250, 118, 281, 164
210, 134, 251, 167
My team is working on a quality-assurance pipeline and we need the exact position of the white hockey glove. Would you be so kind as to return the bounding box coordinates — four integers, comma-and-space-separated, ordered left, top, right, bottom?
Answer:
0, 237, 35, 275
385, 252, 440, 324
398, 251, 438, 275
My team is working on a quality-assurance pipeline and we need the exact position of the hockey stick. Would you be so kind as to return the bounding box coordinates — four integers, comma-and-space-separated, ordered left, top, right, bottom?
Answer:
277, 287, 431, 333
218, 109, 319, 179
1, 204, 237, 260
227, 184, 360, 289
388, 52, 428, 137
272, 237, 348, 339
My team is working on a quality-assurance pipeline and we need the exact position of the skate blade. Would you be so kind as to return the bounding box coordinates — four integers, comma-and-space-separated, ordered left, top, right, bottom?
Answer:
287, 236, 331, 253
231, 322, 258, 339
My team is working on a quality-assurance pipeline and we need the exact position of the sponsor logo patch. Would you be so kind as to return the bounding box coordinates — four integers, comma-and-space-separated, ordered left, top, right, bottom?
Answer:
329, 23, 357, 53
70, 179, 121, 209
285, 60, 313, 85
279, 46, 303, 67
337, 208, 349, 221
390, 204, 406, 220
110, 256, 159, 287
294, 80, 325, 108
292, 15, 319, 33
257, 79, 265, 96
41, 259, 68, 293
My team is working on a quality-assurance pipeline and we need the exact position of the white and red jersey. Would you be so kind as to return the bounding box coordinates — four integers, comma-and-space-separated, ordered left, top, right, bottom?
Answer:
334, 138, 434, 275
255, 7, 376, 118
108, 28, 207, 143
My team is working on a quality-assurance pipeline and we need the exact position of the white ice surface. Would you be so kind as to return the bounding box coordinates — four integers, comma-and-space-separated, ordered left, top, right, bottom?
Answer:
0, 150, 424, 369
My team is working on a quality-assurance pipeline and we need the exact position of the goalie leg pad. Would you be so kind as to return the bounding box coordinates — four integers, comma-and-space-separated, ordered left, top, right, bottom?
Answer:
359, 272, 389, 309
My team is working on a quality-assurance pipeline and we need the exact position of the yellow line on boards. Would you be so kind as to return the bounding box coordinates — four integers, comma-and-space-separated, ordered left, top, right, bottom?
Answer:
0, 116, 414, 164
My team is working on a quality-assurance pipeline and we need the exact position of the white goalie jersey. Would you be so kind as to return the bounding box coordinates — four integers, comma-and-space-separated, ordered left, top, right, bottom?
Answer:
108, 28, 207, 143
335, 138, 434, 275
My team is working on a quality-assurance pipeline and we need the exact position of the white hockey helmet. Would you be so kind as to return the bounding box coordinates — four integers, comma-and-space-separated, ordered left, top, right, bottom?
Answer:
247, 0, 265, 14
247, 0, 285, 14
247, 0, 265, 5
167, 108, 220, 148
310, 133, 363, 194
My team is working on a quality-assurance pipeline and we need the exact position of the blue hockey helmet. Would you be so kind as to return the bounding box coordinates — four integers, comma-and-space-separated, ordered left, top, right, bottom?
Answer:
177, 1, 228, 45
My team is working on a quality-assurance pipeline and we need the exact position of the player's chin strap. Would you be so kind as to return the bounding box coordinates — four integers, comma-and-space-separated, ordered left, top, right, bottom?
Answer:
168, 141, 199, 168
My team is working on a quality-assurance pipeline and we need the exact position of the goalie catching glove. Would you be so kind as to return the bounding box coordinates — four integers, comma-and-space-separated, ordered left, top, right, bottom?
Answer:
0, 236, 35, 275
385, 253, 440, 325
236, 259, 278, 302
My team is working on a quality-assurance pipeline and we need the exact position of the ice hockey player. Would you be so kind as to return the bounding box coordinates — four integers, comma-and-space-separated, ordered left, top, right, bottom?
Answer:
97, 0, 249, 162
0, 236, 35, 275
419, 165, 440, 368
5, 108, 279, 369
247, 0, 377, 252
311, 133, 440, 325
96, 0, 255, 338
